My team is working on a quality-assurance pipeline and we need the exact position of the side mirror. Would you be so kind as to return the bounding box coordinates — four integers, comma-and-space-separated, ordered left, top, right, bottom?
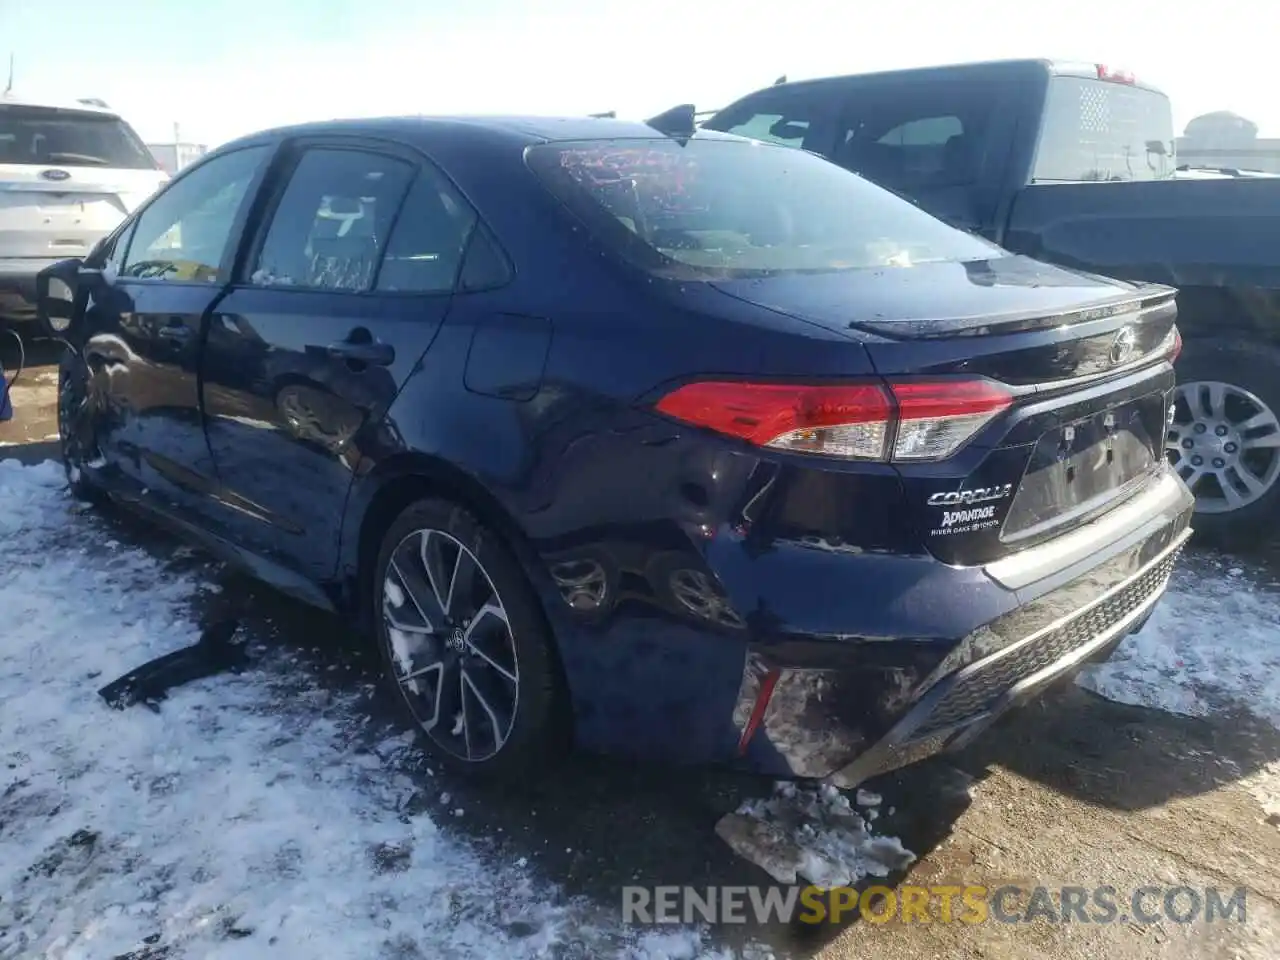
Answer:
35, 259, 98, 337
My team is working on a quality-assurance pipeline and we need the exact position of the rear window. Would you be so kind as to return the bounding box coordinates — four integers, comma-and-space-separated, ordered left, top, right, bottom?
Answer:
526, 137, 1001, 280
1032, 78, 1176, 183
0, 105, 156, 169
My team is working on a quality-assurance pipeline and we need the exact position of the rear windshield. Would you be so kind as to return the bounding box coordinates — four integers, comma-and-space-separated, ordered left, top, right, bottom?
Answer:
1032, 78, 1176, 183
0, 105, 156, 169
526, 137, 1002, 280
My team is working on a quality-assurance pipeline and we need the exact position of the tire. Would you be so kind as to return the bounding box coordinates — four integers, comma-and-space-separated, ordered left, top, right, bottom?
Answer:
56, 349, 105, 504
371, 497, 565, 779
1169, 337, 1280, 546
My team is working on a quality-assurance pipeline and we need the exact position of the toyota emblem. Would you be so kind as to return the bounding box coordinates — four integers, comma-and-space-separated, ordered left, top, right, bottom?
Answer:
1109, 326, 1138, 366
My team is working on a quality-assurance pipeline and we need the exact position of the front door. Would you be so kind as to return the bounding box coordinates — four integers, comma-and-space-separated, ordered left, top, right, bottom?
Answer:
79, 144, 272, 515
200, 141, 479, 580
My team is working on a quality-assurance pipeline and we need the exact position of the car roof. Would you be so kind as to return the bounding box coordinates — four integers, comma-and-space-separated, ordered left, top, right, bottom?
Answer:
219, 114, 743, 153
739, 58, 1168, 99
0, 92, 120, 117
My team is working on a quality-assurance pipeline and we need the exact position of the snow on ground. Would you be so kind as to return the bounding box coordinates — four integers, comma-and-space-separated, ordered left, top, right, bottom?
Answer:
716, 783, 914, 889
1079, 554, 1280, 728
7, 450, 1277, 958
0, 459, 747, 960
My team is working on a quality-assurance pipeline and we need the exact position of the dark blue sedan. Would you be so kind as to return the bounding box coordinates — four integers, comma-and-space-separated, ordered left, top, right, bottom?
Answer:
42, 113, 1193, 783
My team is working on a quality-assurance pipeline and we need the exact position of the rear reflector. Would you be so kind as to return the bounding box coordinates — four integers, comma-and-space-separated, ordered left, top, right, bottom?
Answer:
737, 666, 781, 756
655, 378, 1013, 462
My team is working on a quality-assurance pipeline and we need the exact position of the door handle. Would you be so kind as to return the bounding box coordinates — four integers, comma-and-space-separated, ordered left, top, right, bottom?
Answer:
324, 337, 395, 366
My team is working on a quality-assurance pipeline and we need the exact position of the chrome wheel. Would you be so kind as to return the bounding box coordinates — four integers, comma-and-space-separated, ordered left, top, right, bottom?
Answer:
1167, 379, 1280, 513
381, 528, 519, 762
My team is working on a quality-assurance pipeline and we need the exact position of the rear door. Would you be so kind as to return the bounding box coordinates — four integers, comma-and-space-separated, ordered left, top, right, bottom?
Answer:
0, 103, 166, 261
80, 144, 273, 514
200, 139, 479, 580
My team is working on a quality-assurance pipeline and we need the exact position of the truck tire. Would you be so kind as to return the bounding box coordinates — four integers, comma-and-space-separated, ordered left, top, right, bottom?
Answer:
1168, 337, 1280, 546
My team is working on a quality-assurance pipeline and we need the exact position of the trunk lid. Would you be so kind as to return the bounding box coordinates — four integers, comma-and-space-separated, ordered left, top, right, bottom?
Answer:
712, 255, 1179, 565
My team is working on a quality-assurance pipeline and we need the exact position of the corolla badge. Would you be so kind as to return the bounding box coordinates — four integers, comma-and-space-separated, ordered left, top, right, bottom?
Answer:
926, 483, 1013, 508
1109, 326, 1138, 366
40, 168, 71, 182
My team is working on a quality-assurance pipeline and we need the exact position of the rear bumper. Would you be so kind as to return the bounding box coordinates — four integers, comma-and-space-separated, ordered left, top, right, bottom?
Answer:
829, 524, 1188, 787
731, 466, 1194, 783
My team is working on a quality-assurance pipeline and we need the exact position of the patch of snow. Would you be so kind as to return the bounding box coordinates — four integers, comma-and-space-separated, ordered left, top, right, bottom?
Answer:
854, 789, 881, 808
384, 578, 405, 609
1241, 760, 1280, 825
0, 458, 739, 960
716, 782, 914, 889
1079, 555, 1280, 728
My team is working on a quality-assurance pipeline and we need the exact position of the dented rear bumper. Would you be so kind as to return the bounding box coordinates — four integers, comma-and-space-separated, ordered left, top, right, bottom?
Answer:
731, 466, 1194, 783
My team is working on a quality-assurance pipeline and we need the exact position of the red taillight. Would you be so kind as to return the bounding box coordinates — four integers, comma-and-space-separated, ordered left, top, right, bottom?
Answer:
655, 381, 893, 459
1096, 64, 1137, 85
655, 378, 1013, 462
1169, 327, 1183, 363
889, 380, 1014, 460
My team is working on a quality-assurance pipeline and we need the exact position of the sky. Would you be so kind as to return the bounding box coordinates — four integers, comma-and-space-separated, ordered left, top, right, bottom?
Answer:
2, 0, 1277, 147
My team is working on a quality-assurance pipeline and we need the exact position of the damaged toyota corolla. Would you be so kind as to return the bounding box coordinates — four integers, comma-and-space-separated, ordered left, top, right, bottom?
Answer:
39, 110, 1192, 784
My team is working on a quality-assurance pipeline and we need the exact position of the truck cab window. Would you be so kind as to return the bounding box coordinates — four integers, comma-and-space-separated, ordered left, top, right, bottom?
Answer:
1031, 77, 1176, 183
702, 88, 838, 154
834, 83, 998, 194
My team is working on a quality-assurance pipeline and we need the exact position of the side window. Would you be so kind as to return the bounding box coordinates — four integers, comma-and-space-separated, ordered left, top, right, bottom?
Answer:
104, 224, 132, 277
374, 168, 477, 293
834, 81, 1000, 192
88, 220, 132, 278
877, 116, 963, 147
122, 146, 269, 282
457, 225, 511, 292
252, 148, 414, 292
723, 111, 810, 148
705, 89, 837, 153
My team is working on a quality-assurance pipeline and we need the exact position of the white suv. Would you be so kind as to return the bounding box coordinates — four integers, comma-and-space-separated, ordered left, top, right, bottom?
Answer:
0, 95, 168, 325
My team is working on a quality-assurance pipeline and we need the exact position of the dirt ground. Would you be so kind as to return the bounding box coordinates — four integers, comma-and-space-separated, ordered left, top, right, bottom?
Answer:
3, 334, 1278, 960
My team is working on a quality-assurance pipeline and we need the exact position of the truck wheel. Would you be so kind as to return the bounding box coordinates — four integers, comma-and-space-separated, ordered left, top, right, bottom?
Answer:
1168, 338, 1280, 545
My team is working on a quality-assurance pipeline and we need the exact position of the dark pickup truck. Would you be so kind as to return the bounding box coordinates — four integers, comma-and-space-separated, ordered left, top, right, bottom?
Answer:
704, 59, 1280, 542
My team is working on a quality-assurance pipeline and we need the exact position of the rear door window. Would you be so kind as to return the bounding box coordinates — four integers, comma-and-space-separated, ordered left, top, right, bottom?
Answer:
374, 168, 478, 293
251, 147, 414, 292
1031, 78, 1176, 182
0, 105, 156, 169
